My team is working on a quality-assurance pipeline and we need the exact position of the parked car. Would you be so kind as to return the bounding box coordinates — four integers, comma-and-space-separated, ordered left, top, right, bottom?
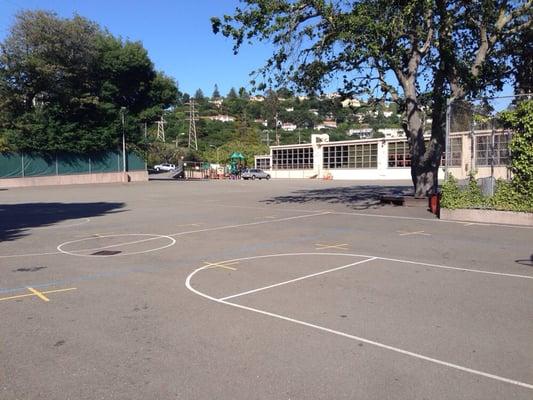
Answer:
153, 163, 176, 172
241, 168, 270, 180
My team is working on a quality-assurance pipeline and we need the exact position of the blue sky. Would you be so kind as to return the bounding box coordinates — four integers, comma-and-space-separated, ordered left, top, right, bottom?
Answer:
0, 0, 514, 109
0, 0, 273, 97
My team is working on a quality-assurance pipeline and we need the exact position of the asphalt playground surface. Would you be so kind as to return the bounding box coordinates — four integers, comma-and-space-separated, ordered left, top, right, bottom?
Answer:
1, 178, 532, 399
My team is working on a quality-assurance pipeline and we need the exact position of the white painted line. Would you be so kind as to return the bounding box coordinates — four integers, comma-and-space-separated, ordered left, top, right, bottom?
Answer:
176, 223, 202, 227
378, 255, 533, 280
219, 257, 376, 301
332, 211, 533, 229
185, 253, 533, 390
168, 212, 329, 237
397, 230, 431, 236
221, 301, 533, 390
65, 235, 167, 253
0, 251, 61, 259
57, 234, 176, 257
188, 202, 326, 214
3, 212, 327, 259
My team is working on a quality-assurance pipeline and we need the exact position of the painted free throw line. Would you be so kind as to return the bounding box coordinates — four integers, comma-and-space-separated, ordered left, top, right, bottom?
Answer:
186, 253, 533, 390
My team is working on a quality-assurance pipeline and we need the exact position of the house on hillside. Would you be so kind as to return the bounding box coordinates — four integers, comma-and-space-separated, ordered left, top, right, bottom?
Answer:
207, 115, 235, 122
281, 123, 297, 131
348, 128, 373, 138
341, 98, 361, 108
315, 120, 337, 130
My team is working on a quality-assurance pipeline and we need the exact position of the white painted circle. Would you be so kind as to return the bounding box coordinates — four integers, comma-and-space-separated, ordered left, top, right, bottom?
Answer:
57, 233, 176, 257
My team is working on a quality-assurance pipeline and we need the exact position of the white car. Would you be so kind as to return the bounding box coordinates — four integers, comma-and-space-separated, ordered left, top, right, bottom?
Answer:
241, 168, 271, 180
153, 163, 176, 172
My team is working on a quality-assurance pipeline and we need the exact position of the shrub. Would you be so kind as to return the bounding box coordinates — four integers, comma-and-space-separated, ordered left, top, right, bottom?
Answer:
501, 100, 533, 197
441, 175, 532, 212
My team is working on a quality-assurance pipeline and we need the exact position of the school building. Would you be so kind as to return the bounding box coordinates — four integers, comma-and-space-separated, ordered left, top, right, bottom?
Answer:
255, 130, 512, 181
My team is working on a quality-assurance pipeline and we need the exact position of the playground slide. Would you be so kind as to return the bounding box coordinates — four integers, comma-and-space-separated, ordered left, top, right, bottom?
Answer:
171, 165, 184, 179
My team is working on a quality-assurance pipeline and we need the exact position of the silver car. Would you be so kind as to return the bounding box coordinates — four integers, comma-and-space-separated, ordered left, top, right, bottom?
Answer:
241, 168, 270, 180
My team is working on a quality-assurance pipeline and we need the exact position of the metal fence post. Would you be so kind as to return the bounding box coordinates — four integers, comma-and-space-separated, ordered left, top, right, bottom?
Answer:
21, 152, 24, 177
490, 118, 495, 196
444, 97, 452, 181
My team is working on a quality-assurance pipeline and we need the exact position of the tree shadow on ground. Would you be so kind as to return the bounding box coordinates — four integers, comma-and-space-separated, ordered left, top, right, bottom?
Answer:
260, 185, 413, 210
0, 202, 125, 242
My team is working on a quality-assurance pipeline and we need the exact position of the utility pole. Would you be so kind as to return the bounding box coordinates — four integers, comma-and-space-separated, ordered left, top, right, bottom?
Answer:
261, 130, 270, 147
186, 99, 199, 151
156, 115, 166, 142
120, 107, 126, 174
275, 113, 280, 146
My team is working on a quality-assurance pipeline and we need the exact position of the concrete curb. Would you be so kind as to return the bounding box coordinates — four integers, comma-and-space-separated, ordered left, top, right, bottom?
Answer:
440, 208, 533, 226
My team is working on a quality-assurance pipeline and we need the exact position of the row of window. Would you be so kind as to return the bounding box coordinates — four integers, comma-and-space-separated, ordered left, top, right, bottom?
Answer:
272, 147, 313, 169
323, 144, 378, 169
255, 157, 271, 170
387, 138, 463, 168
267, 135, 509, 170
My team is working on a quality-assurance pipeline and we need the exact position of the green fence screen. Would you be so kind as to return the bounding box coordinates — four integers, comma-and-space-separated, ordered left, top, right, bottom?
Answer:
0, 151, 145, 179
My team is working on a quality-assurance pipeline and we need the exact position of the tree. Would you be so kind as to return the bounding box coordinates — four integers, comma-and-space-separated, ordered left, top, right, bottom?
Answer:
238, 87, 250, 99
212, 84, 221, 99
194, 88, 206, 102
0, 10, 178, 154
227, 87, 238, 99
212, 0, 531, 196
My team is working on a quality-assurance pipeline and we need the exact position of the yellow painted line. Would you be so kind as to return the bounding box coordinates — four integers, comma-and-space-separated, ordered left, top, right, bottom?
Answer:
27, 287, 50, 302
315, 243, 350, 250
42, 287, 77, 295
0, 292, 37, 302
0, 287, 77, 303
203, 261, 239, 271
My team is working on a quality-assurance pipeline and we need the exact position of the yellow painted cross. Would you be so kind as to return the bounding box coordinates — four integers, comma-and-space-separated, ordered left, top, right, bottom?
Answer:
203, 261, 239, 271
315, 243, 350, 250
0, 287, 77, 303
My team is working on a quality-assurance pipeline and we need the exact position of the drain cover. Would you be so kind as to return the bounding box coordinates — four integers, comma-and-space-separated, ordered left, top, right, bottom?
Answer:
91, 250, 122, 256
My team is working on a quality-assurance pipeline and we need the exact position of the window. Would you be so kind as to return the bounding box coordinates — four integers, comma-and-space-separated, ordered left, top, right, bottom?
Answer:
323, 143, 377, 169
448, 137, 462, 166
388, 138, 463, 168
255, 157, 271, 170
388, 141, 411, 168
272, 147, 313, 169
441, 137, 462, 167
475, 134, 510, 166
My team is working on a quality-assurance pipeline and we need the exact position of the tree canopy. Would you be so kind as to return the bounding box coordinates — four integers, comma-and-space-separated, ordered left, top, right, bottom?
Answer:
213, 0, 532, 196
0, 10, 177, 154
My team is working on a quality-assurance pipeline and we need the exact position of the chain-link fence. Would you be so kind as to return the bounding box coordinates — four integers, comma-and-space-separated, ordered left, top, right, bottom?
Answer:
444, 94, 531, 195
0, 151, 146, 179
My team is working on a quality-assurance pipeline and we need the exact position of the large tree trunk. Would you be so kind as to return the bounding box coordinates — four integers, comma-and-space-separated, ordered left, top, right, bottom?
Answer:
411, 139, 443, 198
403, 87, 441, 198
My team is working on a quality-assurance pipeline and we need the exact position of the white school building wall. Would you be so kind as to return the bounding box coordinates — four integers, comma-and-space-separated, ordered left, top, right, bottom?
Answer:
254, 132, 511, 181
